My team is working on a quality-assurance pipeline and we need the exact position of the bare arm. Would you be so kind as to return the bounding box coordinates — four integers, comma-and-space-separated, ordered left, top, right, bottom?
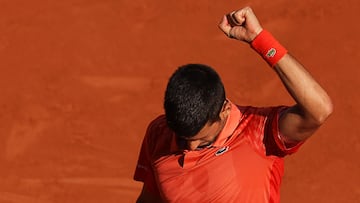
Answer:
218, 7, 333, 143
274, 54, 333, 142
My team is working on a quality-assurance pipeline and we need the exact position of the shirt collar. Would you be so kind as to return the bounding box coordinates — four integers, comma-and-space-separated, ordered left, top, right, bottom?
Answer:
211, 100, 241, 147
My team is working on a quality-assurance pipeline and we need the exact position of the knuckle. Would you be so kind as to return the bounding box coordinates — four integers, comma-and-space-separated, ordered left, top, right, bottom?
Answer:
233, 12, 239, 18
246, 7, 253, 13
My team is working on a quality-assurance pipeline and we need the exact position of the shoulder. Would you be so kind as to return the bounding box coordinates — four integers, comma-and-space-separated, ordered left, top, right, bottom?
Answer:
145, 115, 174, 154
148, 115, 167, 130
150, 114, 166, 124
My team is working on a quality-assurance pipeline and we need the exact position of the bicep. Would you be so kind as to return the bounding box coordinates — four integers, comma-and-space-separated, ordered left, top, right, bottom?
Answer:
279, 104, 320, 143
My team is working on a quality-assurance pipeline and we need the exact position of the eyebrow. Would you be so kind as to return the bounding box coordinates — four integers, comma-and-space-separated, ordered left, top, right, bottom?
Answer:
179, 136, 201, 141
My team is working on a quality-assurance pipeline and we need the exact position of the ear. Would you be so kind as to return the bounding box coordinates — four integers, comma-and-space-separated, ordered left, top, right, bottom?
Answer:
219, 100, 231, 120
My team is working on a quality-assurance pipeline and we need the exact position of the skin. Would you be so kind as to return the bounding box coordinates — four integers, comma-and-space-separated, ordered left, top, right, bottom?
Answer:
137, 6, 333, 202
180, 100, 231, 151
136, 102, 231, 203
219, 7, 333, 143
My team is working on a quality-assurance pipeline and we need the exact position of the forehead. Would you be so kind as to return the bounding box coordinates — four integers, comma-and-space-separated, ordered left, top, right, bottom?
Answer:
182, 121, 220, 141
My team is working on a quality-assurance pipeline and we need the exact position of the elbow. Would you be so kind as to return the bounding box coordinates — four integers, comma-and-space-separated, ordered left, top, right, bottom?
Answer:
314, 98, 334, 125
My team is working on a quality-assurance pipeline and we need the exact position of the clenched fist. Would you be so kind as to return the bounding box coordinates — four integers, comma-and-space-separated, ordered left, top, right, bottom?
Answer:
218, 7, 263, 43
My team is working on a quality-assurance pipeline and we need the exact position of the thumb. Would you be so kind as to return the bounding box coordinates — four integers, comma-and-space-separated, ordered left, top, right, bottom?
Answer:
230, 11, 246, 26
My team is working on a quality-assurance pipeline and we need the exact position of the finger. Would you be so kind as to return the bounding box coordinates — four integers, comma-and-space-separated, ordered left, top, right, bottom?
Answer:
218, 15, 231, 36
232, 7, 252, 25
232, 11, 246, 26
229, 26, 246, 40
226, 12, 240, 27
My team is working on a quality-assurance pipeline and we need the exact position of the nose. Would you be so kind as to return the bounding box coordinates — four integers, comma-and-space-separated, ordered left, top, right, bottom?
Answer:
187, 140, 201, 150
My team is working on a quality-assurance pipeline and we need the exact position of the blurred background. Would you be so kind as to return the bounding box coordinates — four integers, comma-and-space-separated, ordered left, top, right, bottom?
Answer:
0, 0, 359, 202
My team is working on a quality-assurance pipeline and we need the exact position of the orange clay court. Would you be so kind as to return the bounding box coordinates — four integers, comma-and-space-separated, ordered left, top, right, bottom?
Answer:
0, 0, 359, 202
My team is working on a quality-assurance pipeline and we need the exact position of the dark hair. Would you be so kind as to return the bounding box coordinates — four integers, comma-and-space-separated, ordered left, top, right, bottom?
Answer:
164, 64, 226, 138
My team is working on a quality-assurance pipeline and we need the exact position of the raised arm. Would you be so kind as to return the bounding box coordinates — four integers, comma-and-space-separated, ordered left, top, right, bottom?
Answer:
218, 7, 333, 143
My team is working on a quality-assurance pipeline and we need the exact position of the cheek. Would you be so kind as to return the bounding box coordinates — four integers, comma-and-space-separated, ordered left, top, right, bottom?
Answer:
210, 133, 220, 143
206, 128, 222, 143
210, 123, 225, 140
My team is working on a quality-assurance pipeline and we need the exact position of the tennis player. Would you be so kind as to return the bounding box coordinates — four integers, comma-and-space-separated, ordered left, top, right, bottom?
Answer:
134, 6, 333, 203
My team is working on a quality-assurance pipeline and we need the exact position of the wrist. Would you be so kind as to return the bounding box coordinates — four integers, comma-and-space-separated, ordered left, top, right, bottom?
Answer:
250, 30, 287, 67
249, 28, 263, 42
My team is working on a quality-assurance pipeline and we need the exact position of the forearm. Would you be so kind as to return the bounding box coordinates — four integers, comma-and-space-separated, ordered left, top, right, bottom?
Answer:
274, 54, 333, 125
218, 7, 333, 141
249, 30, 333, 141
272, 53, 333, 141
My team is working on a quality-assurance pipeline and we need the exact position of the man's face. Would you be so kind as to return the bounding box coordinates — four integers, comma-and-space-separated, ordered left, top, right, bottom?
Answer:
182, 120, 226, 150
180, 100, 231, 150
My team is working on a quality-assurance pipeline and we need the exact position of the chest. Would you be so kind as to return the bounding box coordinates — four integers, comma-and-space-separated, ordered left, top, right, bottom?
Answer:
152, 138, 280, 202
